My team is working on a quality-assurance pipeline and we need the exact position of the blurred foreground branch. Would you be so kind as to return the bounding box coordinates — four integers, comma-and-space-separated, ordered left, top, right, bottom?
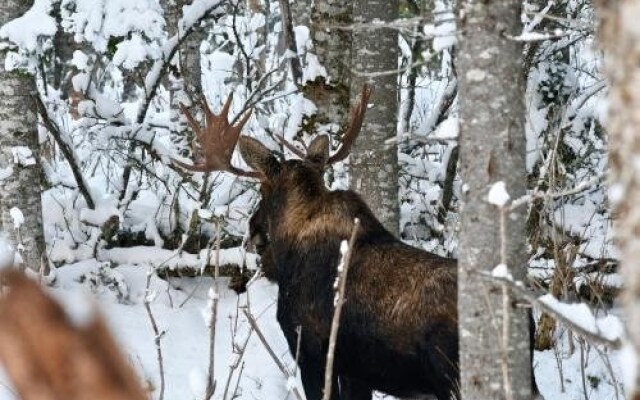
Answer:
0, 271, 148, 400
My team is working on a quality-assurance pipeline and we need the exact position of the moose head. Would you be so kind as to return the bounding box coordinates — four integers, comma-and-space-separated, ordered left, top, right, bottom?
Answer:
173, 86, 374, 243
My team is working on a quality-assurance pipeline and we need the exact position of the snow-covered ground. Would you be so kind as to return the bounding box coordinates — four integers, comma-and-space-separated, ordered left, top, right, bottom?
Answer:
1, 258, 300, 400
0, 252, 628, 400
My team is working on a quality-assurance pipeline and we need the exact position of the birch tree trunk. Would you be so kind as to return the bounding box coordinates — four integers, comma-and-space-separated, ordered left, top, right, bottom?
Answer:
597, 1, 640, 397
0, 0, 47, 271
456, 1, 532, 399
350, 0, 400, 235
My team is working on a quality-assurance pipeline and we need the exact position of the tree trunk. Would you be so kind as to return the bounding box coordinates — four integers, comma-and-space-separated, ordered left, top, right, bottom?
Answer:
305, 0, 353, 139
0, 0, 47, 271
350, 0, 400, 235
597, 1, 640, 398
456, 1, 532, 399
291, 0, 311, 27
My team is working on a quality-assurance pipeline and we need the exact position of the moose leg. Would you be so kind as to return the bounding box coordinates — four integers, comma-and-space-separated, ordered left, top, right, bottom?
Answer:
339, 376, 372, 400
298, 353, 338, 400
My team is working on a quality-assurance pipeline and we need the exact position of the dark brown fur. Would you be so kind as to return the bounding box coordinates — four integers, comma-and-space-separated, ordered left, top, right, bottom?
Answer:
241, 137, 459, 400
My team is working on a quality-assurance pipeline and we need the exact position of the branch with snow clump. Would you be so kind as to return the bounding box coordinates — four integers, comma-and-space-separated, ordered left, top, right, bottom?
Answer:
477, 271, 623, 349
137, 0, 227, 123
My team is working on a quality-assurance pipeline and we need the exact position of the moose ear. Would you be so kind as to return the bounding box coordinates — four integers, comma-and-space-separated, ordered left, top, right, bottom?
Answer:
238, 137, 280, 178
306, 135, 330, 166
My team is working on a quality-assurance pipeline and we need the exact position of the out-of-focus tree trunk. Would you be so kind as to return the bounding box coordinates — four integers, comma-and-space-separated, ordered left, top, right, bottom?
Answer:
456, 1, 532, 399
0, 0, 47, 271
350, 0, 400, 235
597, 1, 640, 398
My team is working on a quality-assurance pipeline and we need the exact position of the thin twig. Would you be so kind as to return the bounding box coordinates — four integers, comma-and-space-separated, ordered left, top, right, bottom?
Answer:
222, 327, 254, 400
579, 338, 589, 400
322, 219, 360, 400
204, 221, 222, 399
241, 308, 304, 400
509, 175, 603, 211
143, 269, 166, 400
497, 207, 513, 400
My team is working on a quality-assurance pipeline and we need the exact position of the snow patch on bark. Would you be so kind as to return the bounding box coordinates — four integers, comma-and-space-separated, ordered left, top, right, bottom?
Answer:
487, 181, 510, 206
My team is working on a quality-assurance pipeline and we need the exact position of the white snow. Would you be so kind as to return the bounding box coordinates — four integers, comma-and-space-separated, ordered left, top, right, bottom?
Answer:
491, 264, 513, 281
11, 147, 36, 167
487, 181, 510, 207
0, 0, 56, 52
9, 208, 24, 229
0, 167, 12, 182
538, 294, 622, 343
13, 260, 301, 400
71, 50, 90, 71
0, 234, 15, 270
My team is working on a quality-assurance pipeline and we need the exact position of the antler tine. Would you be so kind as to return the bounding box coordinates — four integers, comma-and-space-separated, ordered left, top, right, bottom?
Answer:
275, 134, 306, 159
172, 98, 263, 179
327, 84, 373, 165
218, 93, 233, 120
235, 109, 253, 132
179, 103, 205, 143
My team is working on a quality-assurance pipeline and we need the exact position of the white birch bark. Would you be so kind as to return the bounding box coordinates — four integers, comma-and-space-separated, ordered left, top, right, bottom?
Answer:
597, 1, 640, 397
0, 0, 47, 270
456, 1, 532, 399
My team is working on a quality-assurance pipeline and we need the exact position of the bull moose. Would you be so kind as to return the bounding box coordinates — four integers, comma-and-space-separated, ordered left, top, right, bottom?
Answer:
174, 86, 459, 400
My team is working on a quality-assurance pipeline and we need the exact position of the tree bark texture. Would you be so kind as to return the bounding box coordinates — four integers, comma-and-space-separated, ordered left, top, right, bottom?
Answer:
163, 0, 204, 157
305, 0, 353, 138
0, 0, 47, 271
597, 1, 640, 398
350, 0, 400, 235
291, 0, 311, 27
457, 1, 532, 399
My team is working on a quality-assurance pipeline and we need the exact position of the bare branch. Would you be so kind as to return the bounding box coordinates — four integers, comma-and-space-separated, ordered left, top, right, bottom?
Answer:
143, 270, 166, 400
241, 308, 304, 400
322, 219, 360, 400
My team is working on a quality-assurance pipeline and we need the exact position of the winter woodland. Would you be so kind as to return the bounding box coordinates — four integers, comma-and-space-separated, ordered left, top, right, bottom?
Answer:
0, 0, 637, 399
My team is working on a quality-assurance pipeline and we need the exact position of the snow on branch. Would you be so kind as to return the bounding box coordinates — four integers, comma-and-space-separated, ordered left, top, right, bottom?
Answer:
138, 0, 227, 123
477, 271, 623, 349
509, 174, 604, 211
0, 0, 56, 53
34, 95, 97, 209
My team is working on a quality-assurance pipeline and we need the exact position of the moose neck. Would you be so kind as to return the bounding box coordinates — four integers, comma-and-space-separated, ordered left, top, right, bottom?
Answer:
270, 182, 393, 252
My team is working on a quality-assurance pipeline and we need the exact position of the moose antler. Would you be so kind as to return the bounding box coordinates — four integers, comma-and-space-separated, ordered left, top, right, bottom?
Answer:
172, 95, 263, 179
327, 84, 373, 164
275, 84, 373, 165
